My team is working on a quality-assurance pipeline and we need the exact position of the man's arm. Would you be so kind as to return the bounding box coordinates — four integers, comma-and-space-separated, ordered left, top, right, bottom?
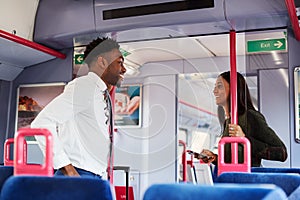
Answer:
59, 164, 80, 176
31, 81, 91, 175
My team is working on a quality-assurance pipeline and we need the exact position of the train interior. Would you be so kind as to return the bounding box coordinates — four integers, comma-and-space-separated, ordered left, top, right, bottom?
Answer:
1, 0, 300, 199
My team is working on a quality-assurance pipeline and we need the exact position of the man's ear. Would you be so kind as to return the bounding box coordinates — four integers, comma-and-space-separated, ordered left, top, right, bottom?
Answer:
96, 56, 106, 69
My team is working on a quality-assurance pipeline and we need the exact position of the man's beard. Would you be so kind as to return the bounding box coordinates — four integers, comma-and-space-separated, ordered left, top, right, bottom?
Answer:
116, 78, 122, 88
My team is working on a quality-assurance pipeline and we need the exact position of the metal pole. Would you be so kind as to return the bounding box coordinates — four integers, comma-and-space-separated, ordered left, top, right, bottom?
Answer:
230, 30, 238, 164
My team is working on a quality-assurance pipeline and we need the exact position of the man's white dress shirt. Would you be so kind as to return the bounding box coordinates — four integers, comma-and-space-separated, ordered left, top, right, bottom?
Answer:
31, 72, 109, 175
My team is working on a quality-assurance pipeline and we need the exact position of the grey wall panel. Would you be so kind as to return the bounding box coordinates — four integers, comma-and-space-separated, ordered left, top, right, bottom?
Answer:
259, 69, 290, 167
0, 64, 23, 81
0, 80, 12, 163
288, 28, 300, 168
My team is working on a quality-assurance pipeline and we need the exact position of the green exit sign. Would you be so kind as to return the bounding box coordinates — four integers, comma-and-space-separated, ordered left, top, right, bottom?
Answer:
247, 38, 286, 53
74, 54, 84, 64
120, 48, 131, 57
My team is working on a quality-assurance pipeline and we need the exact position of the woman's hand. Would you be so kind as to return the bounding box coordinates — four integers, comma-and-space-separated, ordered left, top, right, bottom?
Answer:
194, 149, 217, 164
228, 124, 245, 137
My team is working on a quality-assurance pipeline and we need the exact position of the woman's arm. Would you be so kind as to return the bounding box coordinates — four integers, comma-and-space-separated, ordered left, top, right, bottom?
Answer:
245, 110, 287, 162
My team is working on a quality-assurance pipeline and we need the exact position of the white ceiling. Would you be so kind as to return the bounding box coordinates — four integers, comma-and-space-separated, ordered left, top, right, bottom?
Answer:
119, 30, 287, 118
119, 30, 286, 71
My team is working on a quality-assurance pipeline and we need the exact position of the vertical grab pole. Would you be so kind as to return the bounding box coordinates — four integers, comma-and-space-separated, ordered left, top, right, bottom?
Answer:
179, 140, 187, 182
285, 0, 300, 41
230, 30, 238, 164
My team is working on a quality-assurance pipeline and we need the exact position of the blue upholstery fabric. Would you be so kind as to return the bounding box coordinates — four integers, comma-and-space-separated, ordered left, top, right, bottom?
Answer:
212, 165, 218, 182
288, 185, 300, 200
0, 166, 13, 193
216, 172, 300, 196
143, 183, 286, 200
251, 167, 300, 174
0, 176, 113, 200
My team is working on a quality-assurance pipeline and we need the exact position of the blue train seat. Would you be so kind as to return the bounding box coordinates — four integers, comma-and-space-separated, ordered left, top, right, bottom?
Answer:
143, 183, 287, 200
288, 185, 300, 200
216, 172, 300, 197
0, 166, 13, 193
0, 176, 113, 200
251, 167, 300, 174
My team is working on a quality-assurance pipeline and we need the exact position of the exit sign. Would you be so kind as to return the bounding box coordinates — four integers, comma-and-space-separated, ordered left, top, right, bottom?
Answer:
74, 54, 84, 64
247, 38, 286, 53
120, 48, 131, 57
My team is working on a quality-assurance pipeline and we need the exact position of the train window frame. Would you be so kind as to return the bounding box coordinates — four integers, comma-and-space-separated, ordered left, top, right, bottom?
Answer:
294, 67, 300, 143
16, 82, 66, 142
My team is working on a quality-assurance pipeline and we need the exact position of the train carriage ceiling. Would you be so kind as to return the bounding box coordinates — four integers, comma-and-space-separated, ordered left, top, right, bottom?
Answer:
115, 31, 286, 72
0, 0, 292, 81
34, 0, 289, 48
58, 0, 289, 75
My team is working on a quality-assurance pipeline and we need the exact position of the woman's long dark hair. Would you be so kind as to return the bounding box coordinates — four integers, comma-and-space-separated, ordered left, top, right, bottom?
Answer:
218, 71, 255, 121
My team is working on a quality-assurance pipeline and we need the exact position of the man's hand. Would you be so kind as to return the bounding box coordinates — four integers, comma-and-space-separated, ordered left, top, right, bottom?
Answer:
60, 164, 80, 176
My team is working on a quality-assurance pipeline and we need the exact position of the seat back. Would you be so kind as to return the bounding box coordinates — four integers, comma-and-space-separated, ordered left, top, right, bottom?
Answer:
0, 176, 113, 200
251, 167, 300, 174
143, 183, 287, 200
0, 166, 13, 193
288, 185, 300, 200
216, 172, 300, 196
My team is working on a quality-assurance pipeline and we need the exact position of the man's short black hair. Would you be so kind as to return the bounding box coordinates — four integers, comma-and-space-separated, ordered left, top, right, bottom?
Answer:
83, 37, 120, 66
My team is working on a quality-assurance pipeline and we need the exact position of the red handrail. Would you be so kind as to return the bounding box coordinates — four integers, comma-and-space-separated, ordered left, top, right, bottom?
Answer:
217, 30, 251, 176
0, 29, 66, 59
14, 128, 53, 176
229, 30, 239, 163
4, 138, 15, 166
285, 0, 300, 41
178, 100, 217, 116
230, 30, 238, 125
218, 137, 251, 176
4, 138, 27, 166
179, 140, 187, 182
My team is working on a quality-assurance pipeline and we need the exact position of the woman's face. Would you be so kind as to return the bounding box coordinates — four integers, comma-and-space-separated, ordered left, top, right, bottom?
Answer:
213, 76, 230, 107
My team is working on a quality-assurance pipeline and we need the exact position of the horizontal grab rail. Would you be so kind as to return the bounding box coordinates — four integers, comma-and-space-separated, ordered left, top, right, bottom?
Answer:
0, 29, 66, 59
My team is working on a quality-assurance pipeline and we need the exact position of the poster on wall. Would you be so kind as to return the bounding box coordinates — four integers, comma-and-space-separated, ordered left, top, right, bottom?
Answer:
114, 85, 142, 128
16, 83, 65, 136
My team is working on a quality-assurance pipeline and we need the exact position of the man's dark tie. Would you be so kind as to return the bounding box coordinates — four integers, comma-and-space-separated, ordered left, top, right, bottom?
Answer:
103, 89, 114, 180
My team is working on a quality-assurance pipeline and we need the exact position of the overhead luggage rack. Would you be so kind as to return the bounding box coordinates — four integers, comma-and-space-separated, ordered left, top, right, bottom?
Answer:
0, 30, 66, 81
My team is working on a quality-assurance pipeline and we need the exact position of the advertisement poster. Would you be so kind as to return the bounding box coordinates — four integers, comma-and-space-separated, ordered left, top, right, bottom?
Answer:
16, 83, 65, 133
114, 85, 141, 127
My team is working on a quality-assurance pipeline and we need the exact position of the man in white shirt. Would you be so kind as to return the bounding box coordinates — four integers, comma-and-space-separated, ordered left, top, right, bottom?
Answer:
31, 37, 126, 178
